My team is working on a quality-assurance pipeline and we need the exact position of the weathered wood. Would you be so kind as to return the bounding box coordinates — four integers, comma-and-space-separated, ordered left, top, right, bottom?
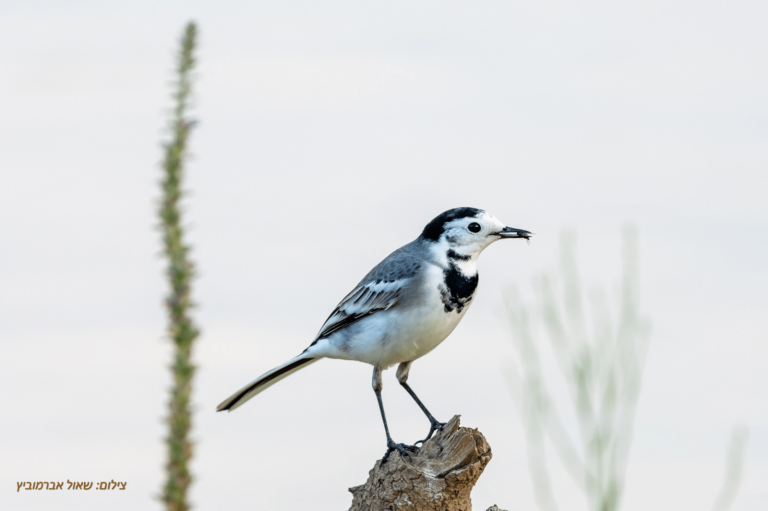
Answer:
348, 415, 498, 511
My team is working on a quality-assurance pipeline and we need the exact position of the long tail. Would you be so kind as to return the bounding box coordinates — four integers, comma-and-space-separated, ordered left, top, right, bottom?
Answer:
216, 355, 319, 412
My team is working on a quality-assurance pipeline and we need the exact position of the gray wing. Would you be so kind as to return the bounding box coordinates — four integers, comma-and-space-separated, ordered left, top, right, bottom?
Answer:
311, 245, 424, 343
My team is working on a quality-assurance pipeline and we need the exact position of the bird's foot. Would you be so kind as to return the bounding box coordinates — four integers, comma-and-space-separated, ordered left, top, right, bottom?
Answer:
381, 440, 418, 464
414, 419, 446, 446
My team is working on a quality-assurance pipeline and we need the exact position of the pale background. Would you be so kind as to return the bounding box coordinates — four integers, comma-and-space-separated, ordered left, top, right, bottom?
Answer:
1, 1, 766, 510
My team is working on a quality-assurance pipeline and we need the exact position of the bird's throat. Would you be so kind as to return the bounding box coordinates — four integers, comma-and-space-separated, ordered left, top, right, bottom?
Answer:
438, 262, 478, 314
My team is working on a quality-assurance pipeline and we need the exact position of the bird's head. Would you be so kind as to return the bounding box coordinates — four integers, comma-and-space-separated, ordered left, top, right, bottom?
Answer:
419, 207, 532, 258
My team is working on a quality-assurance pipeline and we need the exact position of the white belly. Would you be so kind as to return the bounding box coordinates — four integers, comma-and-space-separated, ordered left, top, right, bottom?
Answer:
382, 301, 467, 365
311, 265, 474, 368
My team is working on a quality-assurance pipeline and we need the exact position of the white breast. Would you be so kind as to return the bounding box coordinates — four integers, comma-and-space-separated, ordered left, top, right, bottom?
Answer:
312, 264, 471, 368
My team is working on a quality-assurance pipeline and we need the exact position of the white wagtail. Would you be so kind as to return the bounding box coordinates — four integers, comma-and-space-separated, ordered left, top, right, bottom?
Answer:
217, 207, 532, 461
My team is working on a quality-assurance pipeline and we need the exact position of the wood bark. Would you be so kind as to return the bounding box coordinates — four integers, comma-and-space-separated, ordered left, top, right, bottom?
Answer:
348, 415, 505, 511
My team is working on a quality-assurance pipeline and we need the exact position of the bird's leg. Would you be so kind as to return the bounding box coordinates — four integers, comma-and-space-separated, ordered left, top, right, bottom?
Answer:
396, 361, 446, 445
372, 365, 417, 463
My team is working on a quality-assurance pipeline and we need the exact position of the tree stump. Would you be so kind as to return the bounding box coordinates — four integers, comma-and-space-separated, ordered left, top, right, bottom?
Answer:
348, 415, 496, 511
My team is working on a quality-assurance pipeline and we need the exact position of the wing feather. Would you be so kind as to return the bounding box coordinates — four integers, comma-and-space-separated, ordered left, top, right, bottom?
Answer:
312, 279, 405, 342
307, 246, 424, 346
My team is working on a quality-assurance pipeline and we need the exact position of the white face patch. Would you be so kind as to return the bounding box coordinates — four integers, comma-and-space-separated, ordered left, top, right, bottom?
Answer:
437, 211, 507, 257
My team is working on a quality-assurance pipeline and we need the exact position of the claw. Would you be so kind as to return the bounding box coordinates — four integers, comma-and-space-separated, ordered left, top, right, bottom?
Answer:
414, 419, 446, 446
381, 440, 419, 464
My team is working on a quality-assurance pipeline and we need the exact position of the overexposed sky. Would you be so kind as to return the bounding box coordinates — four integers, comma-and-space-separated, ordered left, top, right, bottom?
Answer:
1, 1, 766, 510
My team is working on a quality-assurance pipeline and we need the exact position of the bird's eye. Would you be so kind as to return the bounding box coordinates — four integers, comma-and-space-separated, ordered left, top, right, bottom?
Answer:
467, 222, 481, 233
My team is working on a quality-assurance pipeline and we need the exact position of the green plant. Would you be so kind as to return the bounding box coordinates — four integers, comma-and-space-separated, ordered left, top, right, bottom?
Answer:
505, 228, 748, 511
504, 227, 650, 511
159, 22, 199, 511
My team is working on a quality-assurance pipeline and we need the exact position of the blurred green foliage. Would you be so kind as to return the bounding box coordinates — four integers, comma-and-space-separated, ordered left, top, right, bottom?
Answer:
159, 22, 199, 511
505, 227, 651, 511
711, 426, 749, 511
505, 227, 748, 511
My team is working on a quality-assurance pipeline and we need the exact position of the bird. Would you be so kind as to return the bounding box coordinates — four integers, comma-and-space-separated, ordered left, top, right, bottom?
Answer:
217, 207, 532, 462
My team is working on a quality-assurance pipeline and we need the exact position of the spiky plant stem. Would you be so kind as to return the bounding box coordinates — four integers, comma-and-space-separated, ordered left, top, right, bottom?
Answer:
159, 22, 199, 511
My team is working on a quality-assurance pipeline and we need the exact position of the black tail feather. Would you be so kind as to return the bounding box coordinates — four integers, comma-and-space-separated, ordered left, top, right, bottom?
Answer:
217, 357, 315, 412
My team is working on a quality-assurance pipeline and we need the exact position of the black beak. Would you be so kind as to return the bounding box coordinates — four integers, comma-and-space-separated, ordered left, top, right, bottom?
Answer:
497, 226, 533, 239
